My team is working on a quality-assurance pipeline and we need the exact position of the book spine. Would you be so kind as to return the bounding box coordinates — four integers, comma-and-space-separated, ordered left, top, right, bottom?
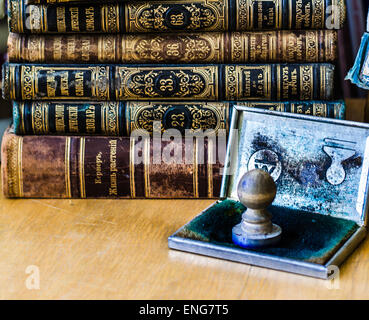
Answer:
8, 31, 338, 64
12, 101, 231, 136
12, 100, 346, 136
8, 0, 346, 33
2, 63, 335, 101
1, 129, 224, 198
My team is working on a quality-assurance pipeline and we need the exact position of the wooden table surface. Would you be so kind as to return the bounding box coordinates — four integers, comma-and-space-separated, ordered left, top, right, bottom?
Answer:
0, 99, 368, 300
0, 195, 368, 300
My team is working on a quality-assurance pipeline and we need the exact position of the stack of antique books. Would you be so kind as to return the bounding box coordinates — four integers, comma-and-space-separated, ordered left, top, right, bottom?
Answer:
1, 0, 347, 199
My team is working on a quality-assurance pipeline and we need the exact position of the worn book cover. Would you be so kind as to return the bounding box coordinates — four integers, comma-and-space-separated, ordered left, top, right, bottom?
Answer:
12, 100, 346, 136
8, 31, 338, 64
1, 128, 224, 198
8, 0, 347, 33
2, 63, 335, 101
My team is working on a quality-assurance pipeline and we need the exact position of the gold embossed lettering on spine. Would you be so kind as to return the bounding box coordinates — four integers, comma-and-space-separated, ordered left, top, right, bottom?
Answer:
8, 0, 346, 33
4, 63, 334, 101
7, 31, 338, 64
116, 66, 218, 101
224, 64, 334, 101
236, 0, 346, 30
126, 102, 228, 135
126, 0, 228, 33
2, 133, 23, 198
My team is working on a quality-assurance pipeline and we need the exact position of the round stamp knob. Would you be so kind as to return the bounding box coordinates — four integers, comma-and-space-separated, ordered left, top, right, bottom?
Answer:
232, 169, 282, 248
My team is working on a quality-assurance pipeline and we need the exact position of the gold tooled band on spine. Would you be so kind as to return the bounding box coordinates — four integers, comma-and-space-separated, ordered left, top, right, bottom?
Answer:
20, 102, 26, 134
31, 102, 49, 134
193, 138, 199, 198
144, 137, 150, 198
312, 0, 325, 29
5, 135, 23, 197
65, 137, 71, 198
102, 4, 120, 33
18, 0, 24, 33
101, 102, 106, 134
129, 138, 136, 198
79, 137, 86, 198
277, 0, 282, 29
125, 102, 131, 136
10, 65, 16, 101
207, 138, 213, 198
288, 0, 292, 29
17, 136, 24, 197
41, 5, 47, 33
101, 102, 119, 135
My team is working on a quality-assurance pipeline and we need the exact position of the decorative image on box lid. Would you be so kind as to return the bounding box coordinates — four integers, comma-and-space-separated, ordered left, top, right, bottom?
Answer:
168, 106, 369, 279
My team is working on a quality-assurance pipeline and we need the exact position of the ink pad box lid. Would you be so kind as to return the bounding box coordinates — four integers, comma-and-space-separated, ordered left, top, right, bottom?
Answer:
168, 107, 369, 278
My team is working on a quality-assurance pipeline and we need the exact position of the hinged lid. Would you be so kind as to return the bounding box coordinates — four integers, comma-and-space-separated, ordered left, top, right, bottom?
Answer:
221, 107, 369, 226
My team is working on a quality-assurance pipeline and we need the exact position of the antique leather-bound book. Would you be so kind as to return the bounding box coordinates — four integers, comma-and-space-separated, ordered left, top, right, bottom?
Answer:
2, 63, 335, 101
12, 101, 346, 136
8, 0, 346, 33
7, 31, 338, 64
1, 128, 224, 198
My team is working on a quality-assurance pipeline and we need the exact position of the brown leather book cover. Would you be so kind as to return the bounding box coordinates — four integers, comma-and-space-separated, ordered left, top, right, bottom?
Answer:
8, 31, 338, 64
1, 128, 224, 199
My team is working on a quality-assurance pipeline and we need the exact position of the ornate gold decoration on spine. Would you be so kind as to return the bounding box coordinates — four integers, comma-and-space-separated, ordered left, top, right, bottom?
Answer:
31, 101, 49, 134
25, 35, 45, 62
28, 4, 43, 33
64, 137, 72, 198
8, 31, 338, 64
300, 65, 314, 100
337, 0, 347, 28
312, 0, 324, 28
237, 0, 282, 30
101, 102, 120, 135
101, 4, 120, 33
121, 33, 223, 63
230, 32, 244, 63
8, 0, 24, 33
127, 102, 227, 134
312, 103, 327, 117
129, 138, 136, 198
98, 35, 117, 62
21, 65, 35, 100
79, 137, 86, 198
126, 0, 227, 33
225, 65, 271, 100
116, 66, 218, 100
2, 64, 10, 100
92, 66, 110, 100
224, 65, 238, 100
5, 135, 24, 198
305, 31, 319, 62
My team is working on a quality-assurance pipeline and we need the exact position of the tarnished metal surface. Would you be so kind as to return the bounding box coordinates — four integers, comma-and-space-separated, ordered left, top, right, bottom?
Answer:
223, 107, 369, 225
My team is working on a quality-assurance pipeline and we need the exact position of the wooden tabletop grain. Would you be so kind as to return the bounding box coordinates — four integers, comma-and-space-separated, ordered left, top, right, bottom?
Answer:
0, 99, 368, 300
0, 194, 368, 300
